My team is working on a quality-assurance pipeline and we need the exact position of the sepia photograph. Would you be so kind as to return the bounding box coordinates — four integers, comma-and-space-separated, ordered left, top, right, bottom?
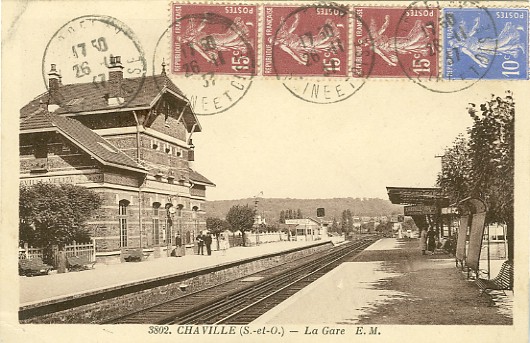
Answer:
1, 1, 529, 342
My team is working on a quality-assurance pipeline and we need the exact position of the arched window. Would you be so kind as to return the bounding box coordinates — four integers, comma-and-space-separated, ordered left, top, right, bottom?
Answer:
176, 204, 184, 217
165, 203, 173, 244
192, 205, 199, 219
118, 199, 130, 247
152, 202, 161, 245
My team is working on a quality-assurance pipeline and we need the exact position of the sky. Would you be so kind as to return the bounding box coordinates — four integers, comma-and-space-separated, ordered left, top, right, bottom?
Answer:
3, 0, 527, 201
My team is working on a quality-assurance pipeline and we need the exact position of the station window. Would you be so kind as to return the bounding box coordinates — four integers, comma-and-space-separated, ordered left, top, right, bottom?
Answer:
165, 203, 173, 244
118, 200, 130, 247
153, 202, 161, 245
176, 204, 183, 217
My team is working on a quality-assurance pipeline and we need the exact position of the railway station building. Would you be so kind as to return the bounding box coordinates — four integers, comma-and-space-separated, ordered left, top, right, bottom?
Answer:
19, 57, 214, 261
285, 218, 327, 241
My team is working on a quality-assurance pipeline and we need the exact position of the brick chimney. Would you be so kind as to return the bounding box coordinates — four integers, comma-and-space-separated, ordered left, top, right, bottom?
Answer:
48, 64, 62, 112
108, 55, 124, 106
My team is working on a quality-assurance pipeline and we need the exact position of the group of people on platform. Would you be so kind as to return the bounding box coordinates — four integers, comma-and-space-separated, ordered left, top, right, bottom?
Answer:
419, 227, 437, 255
171, 231, 231, 257
195, 232, 213, 255
419, 227, 457, 255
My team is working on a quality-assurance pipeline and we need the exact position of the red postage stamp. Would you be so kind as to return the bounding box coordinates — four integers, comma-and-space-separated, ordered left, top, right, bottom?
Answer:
171, 4, 258, 76
263, 5, 350, 77
353, 7, 439, 78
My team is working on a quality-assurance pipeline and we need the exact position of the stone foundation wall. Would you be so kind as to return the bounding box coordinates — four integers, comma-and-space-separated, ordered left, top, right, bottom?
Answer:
20, 242, 331, 324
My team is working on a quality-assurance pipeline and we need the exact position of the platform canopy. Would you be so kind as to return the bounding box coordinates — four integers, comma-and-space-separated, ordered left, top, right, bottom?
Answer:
386, 187, 449, 207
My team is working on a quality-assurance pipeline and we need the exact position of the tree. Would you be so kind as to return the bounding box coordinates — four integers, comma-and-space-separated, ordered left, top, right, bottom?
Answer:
19, 183, 102, 263
341, 210, 354, 234
346, 210, 354, 232
468, 93, 514, 260
279, 210, 285, 224
225, 205, 255, 247
206, 217, 230, 250
296, 209, 302, 219
437, 135, 472, 202
438, 93, 514, 260
341, 210, 348, 232
330, 217, 340, 233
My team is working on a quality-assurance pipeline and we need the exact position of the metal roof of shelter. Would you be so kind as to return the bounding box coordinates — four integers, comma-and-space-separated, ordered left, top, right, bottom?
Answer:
386, 187, 449, 206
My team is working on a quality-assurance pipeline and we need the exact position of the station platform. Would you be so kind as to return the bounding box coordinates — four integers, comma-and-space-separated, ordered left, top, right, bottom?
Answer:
255, 238, 513, 325
19, 239, 332, 306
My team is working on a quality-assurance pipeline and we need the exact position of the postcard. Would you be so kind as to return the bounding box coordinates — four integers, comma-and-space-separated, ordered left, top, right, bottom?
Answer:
1, 1, 529, 342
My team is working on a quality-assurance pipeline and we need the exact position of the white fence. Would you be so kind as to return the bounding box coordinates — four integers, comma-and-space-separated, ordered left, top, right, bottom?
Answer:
19, 239, 96, 266
18, 244, 44, 260
245, 232, 288, 246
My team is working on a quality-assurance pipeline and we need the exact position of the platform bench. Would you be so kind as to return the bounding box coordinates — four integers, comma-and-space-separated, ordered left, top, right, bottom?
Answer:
476, 260, 513, 296
67, 255, 96, 271
122, 248, 149, 262
18, 258, 53, 277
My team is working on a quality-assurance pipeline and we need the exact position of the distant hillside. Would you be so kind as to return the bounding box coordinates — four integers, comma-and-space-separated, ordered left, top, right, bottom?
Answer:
204, 197, 403, 223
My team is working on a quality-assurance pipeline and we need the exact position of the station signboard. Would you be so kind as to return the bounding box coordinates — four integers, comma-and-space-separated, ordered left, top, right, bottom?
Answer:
404, 205, 437, 216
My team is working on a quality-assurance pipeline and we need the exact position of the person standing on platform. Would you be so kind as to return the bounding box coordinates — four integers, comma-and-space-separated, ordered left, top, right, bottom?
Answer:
220, 235, 228, 256
426, 227, 436, 255
196, 233, 204, 255
419, 228, 427, 255
204, 232, 212, 256
174, 232, 183, 257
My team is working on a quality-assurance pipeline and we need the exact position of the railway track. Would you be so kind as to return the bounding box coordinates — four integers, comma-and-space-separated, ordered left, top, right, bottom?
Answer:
106, 235, 378, 325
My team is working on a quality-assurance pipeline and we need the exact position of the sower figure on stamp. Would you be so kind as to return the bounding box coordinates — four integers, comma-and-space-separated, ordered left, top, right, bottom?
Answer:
448, 17, 525, 68
362, 15, 433, 67
182, 17, 251, 64
204, 232, 212, 256
196, 233, 204, 255
273, 13, 343, 66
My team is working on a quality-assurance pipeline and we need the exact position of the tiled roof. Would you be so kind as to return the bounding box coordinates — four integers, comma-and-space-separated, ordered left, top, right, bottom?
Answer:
189, 169, 215, 186
20, 107, 54, 130
20, 111, 146, 173
20, 74, 200, 132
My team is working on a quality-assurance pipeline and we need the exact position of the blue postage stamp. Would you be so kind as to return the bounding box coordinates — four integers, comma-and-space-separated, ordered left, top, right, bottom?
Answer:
443, 8, 528, 80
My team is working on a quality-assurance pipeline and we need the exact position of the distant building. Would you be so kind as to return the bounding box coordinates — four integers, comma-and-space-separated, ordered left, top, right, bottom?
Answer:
285, 218, 327, 241
19, 57, 214, 261
254, 214, 267, 226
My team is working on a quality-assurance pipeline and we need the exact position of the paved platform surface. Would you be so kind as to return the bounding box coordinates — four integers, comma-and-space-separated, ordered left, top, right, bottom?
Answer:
19, 240, 330, 306
255, 238, 513, 325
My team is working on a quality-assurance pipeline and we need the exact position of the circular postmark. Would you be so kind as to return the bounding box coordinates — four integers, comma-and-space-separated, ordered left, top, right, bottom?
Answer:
153, 6, 257, 115
267, 4, 373, 104
42, 15, 147, 107
395, 1, 498, 93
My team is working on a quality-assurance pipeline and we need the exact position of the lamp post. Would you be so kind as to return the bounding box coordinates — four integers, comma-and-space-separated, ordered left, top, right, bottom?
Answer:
165, 195, 178, 257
